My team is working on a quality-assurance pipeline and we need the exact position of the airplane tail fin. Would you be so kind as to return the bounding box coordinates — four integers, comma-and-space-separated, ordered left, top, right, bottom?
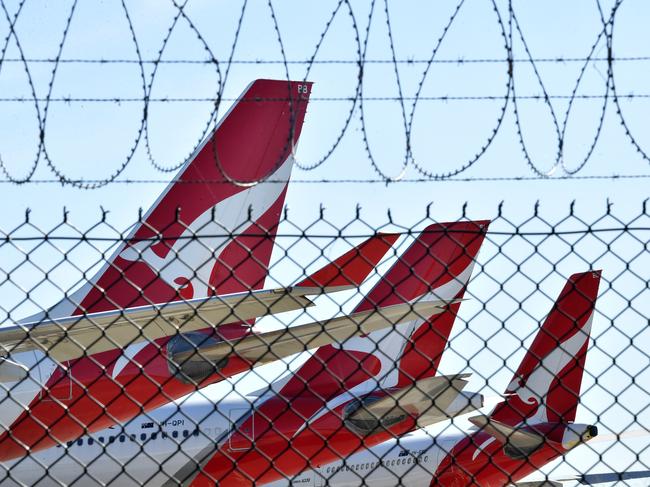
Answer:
275, 220, 489, 398
44, 79, 312, 319
490, 271, 602, 427
392, 220, 489, 388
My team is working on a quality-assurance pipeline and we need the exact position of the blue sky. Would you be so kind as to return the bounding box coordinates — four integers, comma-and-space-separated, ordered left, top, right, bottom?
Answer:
1, 0, 649, 481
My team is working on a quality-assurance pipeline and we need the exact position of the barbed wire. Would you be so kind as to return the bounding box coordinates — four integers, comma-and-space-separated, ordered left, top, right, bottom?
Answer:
1, 0, 649, 185
1, 172, 649, 185
1, 55, 650, 64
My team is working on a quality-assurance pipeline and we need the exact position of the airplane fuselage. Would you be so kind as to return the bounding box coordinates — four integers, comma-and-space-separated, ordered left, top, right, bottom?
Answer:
0, 325, 254, 461
1, 389, 484, 486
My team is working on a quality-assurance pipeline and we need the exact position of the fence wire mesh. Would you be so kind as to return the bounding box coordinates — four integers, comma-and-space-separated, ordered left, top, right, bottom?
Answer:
0, 203, 648, 486
2, 2, 650, 485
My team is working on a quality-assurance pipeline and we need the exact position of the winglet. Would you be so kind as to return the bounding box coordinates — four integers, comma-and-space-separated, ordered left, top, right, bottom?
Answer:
295, 233, 399, 289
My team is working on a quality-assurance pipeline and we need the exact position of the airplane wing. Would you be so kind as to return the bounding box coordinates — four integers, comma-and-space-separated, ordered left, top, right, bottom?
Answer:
345, 373, 482, 432
0, 285, 352, 362
170, 299, 460, 367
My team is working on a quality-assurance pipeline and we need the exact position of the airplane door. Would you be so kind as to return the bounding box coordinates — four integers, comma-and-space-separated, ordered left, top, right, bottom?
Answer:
228, 409, 253, 451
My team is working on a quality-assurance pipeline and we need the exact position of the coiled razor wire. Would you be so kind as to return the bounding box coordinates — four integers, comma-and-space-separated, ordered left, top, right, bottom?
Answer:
0, 0, 649, 185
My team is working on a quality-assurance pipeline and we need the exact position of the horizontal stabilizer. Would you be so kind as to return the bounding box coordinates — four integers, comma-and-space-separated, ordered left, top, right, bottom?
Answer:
172, 300, 457, 366
346, 374, 480, 431
469, 414, 545, 456
0, 285, 352, 363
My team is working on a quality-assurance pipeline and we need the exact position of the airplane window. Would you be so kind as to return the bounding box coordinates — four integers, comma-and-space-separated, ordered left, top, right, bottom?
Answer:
193, 429, 199, 436
88, 438, 94, 446
365, 463, 370, 469
98, 437, 104, 443
119, 435, 125, 443
130, 434, 135, 441
162, 432, 168, 439
172, 431, 179, 438
424, 455, 429, 462
108, 436, 115, 444
151, 433, 157, 440
183, 430, 189, 438
140, 433, 146, 441
77, 439, 83, 446
67, 441, 73, 447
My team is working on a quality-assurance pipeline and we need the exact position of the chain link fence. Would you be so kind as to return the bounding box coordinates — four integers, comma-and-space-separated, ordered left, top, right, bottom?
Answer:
2, 2, 650, 485
0, 203, 648, 486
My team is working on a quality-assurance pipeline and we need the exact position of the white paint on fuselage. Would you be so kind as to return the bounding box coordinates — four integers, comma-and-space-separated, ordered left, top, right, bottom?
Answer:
0, 390, 468, 487
0, 394, 254, 486
267, 429, 460, 487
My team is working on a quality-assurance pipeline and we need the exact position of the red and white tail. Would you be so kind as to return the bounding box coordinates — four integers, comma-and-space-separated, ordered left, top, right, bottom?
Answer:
275, 220, 490, 399
44, 79, 312, 319
490, 270, 602, 427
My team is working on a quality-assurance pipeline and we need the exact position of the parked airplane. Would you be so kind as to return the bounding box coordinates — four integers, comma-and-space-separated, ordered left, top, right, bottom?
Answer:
0, 220, 489, 486
175, 220, 490, 486
281, 270, 602, 487
0, 79, 429, 460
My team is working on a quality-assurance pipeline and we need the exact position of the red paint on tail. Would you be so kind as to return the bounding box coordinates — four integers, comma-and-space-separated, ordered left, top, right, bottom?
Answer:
491, 270, 601, 426
67, 79, 312, 316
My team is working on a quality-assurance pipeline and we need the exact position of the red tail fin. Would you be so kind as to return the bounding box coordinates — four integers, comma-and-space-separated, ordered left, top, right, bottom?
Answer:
45, 80, 312, 318
394, 220, 489, 387
491, 271, 602, 426
276, 220, 489, 398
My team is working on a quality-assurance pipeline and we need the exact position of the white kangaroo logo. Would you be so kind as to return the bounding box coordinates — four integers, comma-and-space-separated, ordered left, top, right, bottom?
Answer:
506, 312, 593, 425
118, 157, 293, 299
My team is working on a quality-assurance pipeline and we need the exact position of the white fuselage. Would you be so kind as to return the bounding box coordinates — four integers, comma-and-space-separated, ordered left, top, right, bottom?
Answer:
1, 389, 462, 487
271, 429, 455, 487
1, 394, 249, 486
